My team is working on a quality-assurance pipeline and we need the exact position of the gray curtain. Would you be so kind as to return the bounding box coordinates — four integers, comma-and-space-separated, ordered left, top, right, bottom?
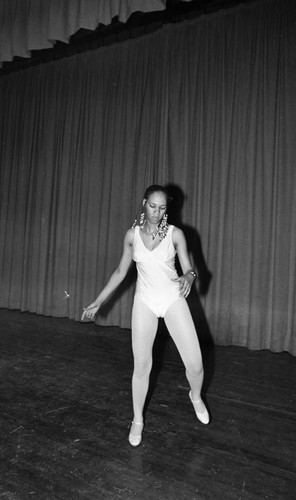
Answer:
0, 0, 295, 354
0, 0, 166, 66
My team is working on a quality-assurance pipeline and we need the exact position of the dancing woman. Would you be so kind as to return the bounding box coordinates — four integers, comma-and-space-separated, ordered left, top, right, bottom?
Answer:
82, 185, 210, 446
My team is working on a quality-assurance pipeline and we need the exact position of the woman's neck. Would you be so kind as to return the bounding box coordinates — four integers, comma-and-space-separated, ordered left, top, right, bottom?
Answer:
142, 221, 158, 235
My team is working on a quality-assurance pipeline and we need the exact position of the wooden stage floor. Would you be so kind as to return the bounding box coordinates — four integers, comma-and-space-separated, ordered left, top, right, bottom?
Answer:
0, 309, 295, 500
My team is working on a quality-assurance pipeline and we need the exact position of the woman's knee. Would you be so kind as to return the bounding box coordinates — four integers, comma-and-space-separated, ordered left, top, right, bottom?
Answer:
186, 361, 204, 380
133, 358, 152, 379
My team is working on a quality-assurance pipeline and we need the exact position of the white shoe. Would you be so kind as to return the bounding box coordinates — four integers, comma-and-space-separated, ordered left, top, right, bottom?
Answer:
128, 421, 144, 447
189, 391, 210, 425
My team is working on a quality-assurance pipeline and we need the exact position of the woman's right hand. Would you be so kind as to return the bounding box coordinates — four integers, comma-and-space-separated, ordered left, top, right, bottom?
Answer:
81, 302, 100, 321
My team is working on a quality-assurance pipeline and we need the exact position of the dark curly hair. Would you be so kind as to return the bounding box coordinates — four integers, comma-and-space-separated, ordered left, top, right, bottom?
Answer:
143, 185, 172, 203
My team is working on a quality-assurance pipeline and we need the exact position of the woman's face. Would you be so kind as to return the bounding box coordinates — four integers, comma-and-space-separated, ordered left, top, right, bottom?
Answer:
144, 191, 167, 225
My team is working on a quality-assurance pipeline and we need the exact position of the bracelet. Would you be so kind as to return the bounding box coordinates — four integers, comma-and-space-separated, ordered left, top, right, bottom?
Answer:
188, 270, 197, 278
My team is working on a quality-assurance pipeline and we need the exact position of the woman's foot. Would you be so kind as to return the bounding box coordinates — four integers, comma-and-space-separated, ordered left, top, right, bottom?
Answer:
189, 391, 210, 425
128, 421, 144, 447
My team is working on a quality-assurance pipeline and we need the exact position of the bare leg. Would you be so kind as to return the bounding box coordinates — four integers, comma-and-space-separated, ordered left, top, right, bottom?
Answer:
131, 297, 158, 428
164, 298, 209, 421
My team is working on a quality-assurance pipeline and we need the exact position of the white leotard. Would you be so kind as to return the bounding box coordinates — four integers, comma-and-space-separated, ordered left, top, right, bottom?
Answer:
132, 224, 182, 317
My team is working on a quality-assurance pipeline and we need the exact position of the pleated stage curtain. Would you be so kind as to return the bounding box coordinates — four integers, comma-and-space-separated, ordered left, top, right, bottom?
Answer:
0, 0, 295, 354
0, 0, 166, 66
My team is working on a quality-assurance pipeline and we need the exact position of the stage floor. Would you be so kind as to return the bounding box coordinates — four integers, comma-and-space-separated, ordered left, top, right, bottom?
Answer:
0, 309, 295, 499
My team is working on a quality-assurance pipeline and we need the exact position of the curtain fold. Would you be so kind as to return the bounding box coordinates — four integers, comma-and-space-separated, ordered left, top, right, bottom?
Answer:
0, 0, 166, 66
0, 0, 295, 353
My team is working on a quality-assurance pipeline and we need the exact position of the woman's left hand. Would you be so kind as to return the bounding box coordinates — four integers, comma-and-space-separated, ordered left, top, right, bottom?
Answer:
172, 274, 194, 298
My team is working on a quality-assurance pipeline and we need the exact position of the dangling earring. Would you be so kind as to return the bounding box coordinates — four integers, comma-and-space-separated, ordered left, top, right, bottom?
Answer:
131, 213, 146, 229
131, 199, 146, 229
139, 212, 146, 229
158, 213, 169, 240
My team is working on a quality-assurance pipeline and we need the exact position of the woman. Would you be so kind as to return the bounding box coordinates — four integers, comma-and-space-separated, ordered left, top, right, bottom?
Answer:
82, 185, 210, 447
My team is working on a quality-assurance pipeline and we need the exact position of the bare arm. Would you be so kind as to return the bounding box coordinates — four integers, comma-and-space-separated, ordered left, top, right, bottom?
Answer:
81, 228, 134, 320
172, 227, 197, 298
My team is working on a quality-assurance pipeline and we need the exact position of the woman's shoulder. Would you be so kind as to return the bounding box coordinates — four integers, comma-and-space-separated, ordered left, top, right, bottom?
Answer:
171, 225, 185, 243
124, 227, 136, 245
171, 224, 182, 235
